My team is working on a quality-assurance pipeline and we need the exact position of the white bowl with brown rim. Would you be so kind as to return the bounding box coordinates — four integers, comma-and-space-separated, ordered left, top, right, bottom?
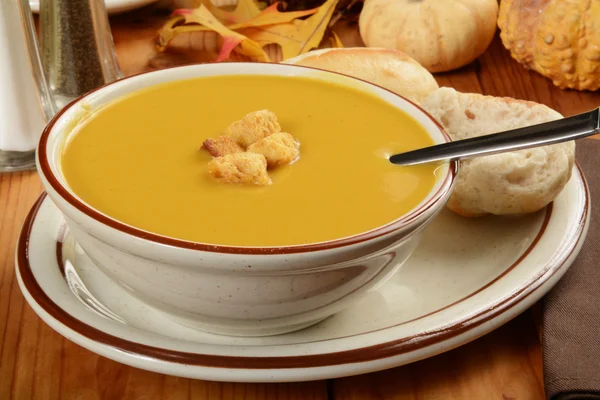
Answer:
36, 63, 457, 336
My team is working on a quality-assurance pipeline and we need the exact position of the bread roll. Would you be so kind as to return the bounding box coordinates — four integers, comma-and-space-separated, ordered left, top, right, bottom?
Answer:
421, 87, 575, 217
283, 48, 439, 103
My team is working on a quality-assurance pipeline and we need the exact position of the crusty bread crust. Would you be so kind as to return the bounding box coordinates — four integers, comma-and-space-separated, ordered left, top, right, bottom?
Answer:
284, 48, 439, 103
225, 109, 281, 149
422, 87, 575, 217
247, 132, 300, 168
202, 136, 244, 157
207, 153, 271, 186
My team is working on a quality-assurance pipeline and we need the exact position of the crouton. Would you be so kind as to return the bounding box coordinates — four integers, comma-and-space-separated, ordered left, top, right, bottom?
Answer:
207, 153, 271, 186
225, 110, 281, 148
202, 136, 244, 157
247, 132, 300, 168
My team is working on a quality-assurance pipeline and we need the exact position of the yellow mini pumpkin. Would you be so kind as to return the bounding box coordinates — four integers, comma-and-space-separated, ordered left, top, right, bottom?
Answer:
498, 0, 600, 91
359, 0, 499, 73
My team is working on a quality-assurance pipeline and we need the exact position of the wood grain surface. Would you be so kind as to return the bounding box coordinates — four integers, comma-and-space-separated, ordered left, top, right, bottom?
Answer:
1, 3, 599, 399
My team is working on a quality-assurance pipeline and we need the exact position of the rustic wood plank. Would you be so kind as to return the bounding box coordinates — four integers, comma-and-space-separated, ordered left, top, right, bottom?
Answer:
331, 313, 545, 400
0, 172, 43, 400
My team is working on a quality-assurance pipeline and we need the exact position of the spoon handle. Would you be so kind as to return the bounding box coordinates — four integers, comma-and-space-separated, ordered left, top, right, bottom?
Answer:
390, 107, 600, 166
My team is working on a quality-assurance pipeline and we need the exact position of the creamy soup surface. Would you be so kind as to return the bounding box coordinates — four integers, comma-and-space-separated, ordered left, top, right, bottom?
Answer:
61, 75, 440, 246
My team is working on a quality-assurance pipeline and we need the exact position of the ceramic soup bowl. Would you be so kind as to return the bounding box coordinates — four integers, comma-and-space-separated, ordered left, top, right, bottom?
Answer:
37, 63, 457, 336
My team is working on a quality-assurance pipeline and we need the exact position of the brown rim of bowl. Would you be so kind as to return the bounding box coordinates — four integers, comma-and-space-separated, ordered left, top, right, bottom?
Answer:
37, 63, 458, 255
17, 163, 588, 369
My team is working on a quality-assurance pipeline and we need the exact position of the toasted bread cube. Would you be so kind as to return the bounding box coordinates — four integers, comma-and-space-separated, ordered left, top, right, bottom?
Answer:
202, 136, 244, 157
207, 153, 271, 186
247, 132, 300, 168
225, 110, 281, 148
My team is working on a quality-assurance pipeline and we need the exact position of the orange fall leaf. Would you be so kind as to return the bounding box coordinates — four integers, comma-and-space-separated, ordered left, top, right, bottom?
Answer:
156, 0, 336, 62
173, 5, 269, 61
211, 0, 263, 23
330, 31, 344, 48
239, 0, 339, 61
228, 4, 317, 30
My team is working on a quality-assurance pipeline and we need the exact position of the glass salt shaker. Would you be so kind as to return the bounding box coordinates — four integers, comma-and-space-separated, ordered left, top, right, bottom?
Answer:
40, 0, 124, 110
0, 0, 55, 172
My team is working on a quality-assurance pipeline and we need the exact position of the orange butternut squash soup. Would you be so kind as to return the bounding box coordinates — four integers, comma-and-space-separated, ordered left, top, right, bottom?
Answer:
61, 75, 440, 247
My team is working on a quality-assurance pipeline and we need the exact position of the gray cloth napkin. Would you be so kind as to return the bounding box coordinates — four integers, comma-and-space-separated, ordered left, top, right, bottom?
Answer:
543, 138, 600, 400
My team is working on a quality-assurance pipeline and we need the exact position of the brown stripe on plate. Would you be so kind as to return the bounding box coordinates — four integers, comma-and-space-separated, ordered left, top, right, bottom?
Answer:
56, 224, 67, 277
17, 166, 588, 369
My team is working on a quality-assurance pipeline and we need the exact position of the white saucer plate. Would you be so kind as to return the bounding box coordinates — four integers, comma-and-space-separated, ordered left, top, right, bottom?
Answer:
29, 0, 159, 14
16, 165, 589, 382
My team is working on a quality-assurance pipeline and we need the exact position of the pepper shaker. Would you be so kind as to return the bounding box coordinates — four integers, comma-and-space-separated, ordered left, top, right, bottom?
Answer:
40, 0, 124, 109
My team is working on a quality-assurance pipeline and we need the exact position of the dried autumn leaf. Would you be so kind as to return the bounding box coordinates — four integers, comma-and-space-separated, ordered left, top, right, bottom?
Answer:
227, 4, 317, 29
328, 31, 343, 48
167, 2, 317, 32
274, 0, 327, 11
156, 15, 227, 53
208, 0, 263, 23
239, 0, 339, 60
156, 15, 187, 51
184, 3, 318, 30
173, 6, 269, 61
198, 0, 239, 23
161, 0, 263, 40
175, 0, 265, 23
157, 0, 317, 56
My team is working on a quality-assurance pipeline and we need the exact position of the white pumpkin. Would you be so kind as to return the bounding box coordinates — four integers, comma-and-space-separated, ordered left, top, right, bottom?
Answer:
359, 0, 499, 73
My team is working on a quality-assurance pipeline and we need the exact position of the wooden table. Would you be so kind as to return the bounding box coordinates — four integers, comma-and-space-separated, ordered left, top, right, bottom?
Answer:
2, 4, 600, 399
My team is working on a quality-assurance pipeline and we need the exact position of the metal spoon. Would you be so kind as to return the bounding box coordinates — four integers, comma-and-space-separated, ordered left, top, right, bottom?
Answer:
390, 107, 600, 166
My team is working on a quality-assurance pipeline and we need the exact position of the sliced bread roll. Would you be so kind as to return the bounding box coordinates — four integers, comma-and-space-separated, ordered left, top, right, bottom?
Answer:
283, 48, 439, 103
421, 87, 575, 217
